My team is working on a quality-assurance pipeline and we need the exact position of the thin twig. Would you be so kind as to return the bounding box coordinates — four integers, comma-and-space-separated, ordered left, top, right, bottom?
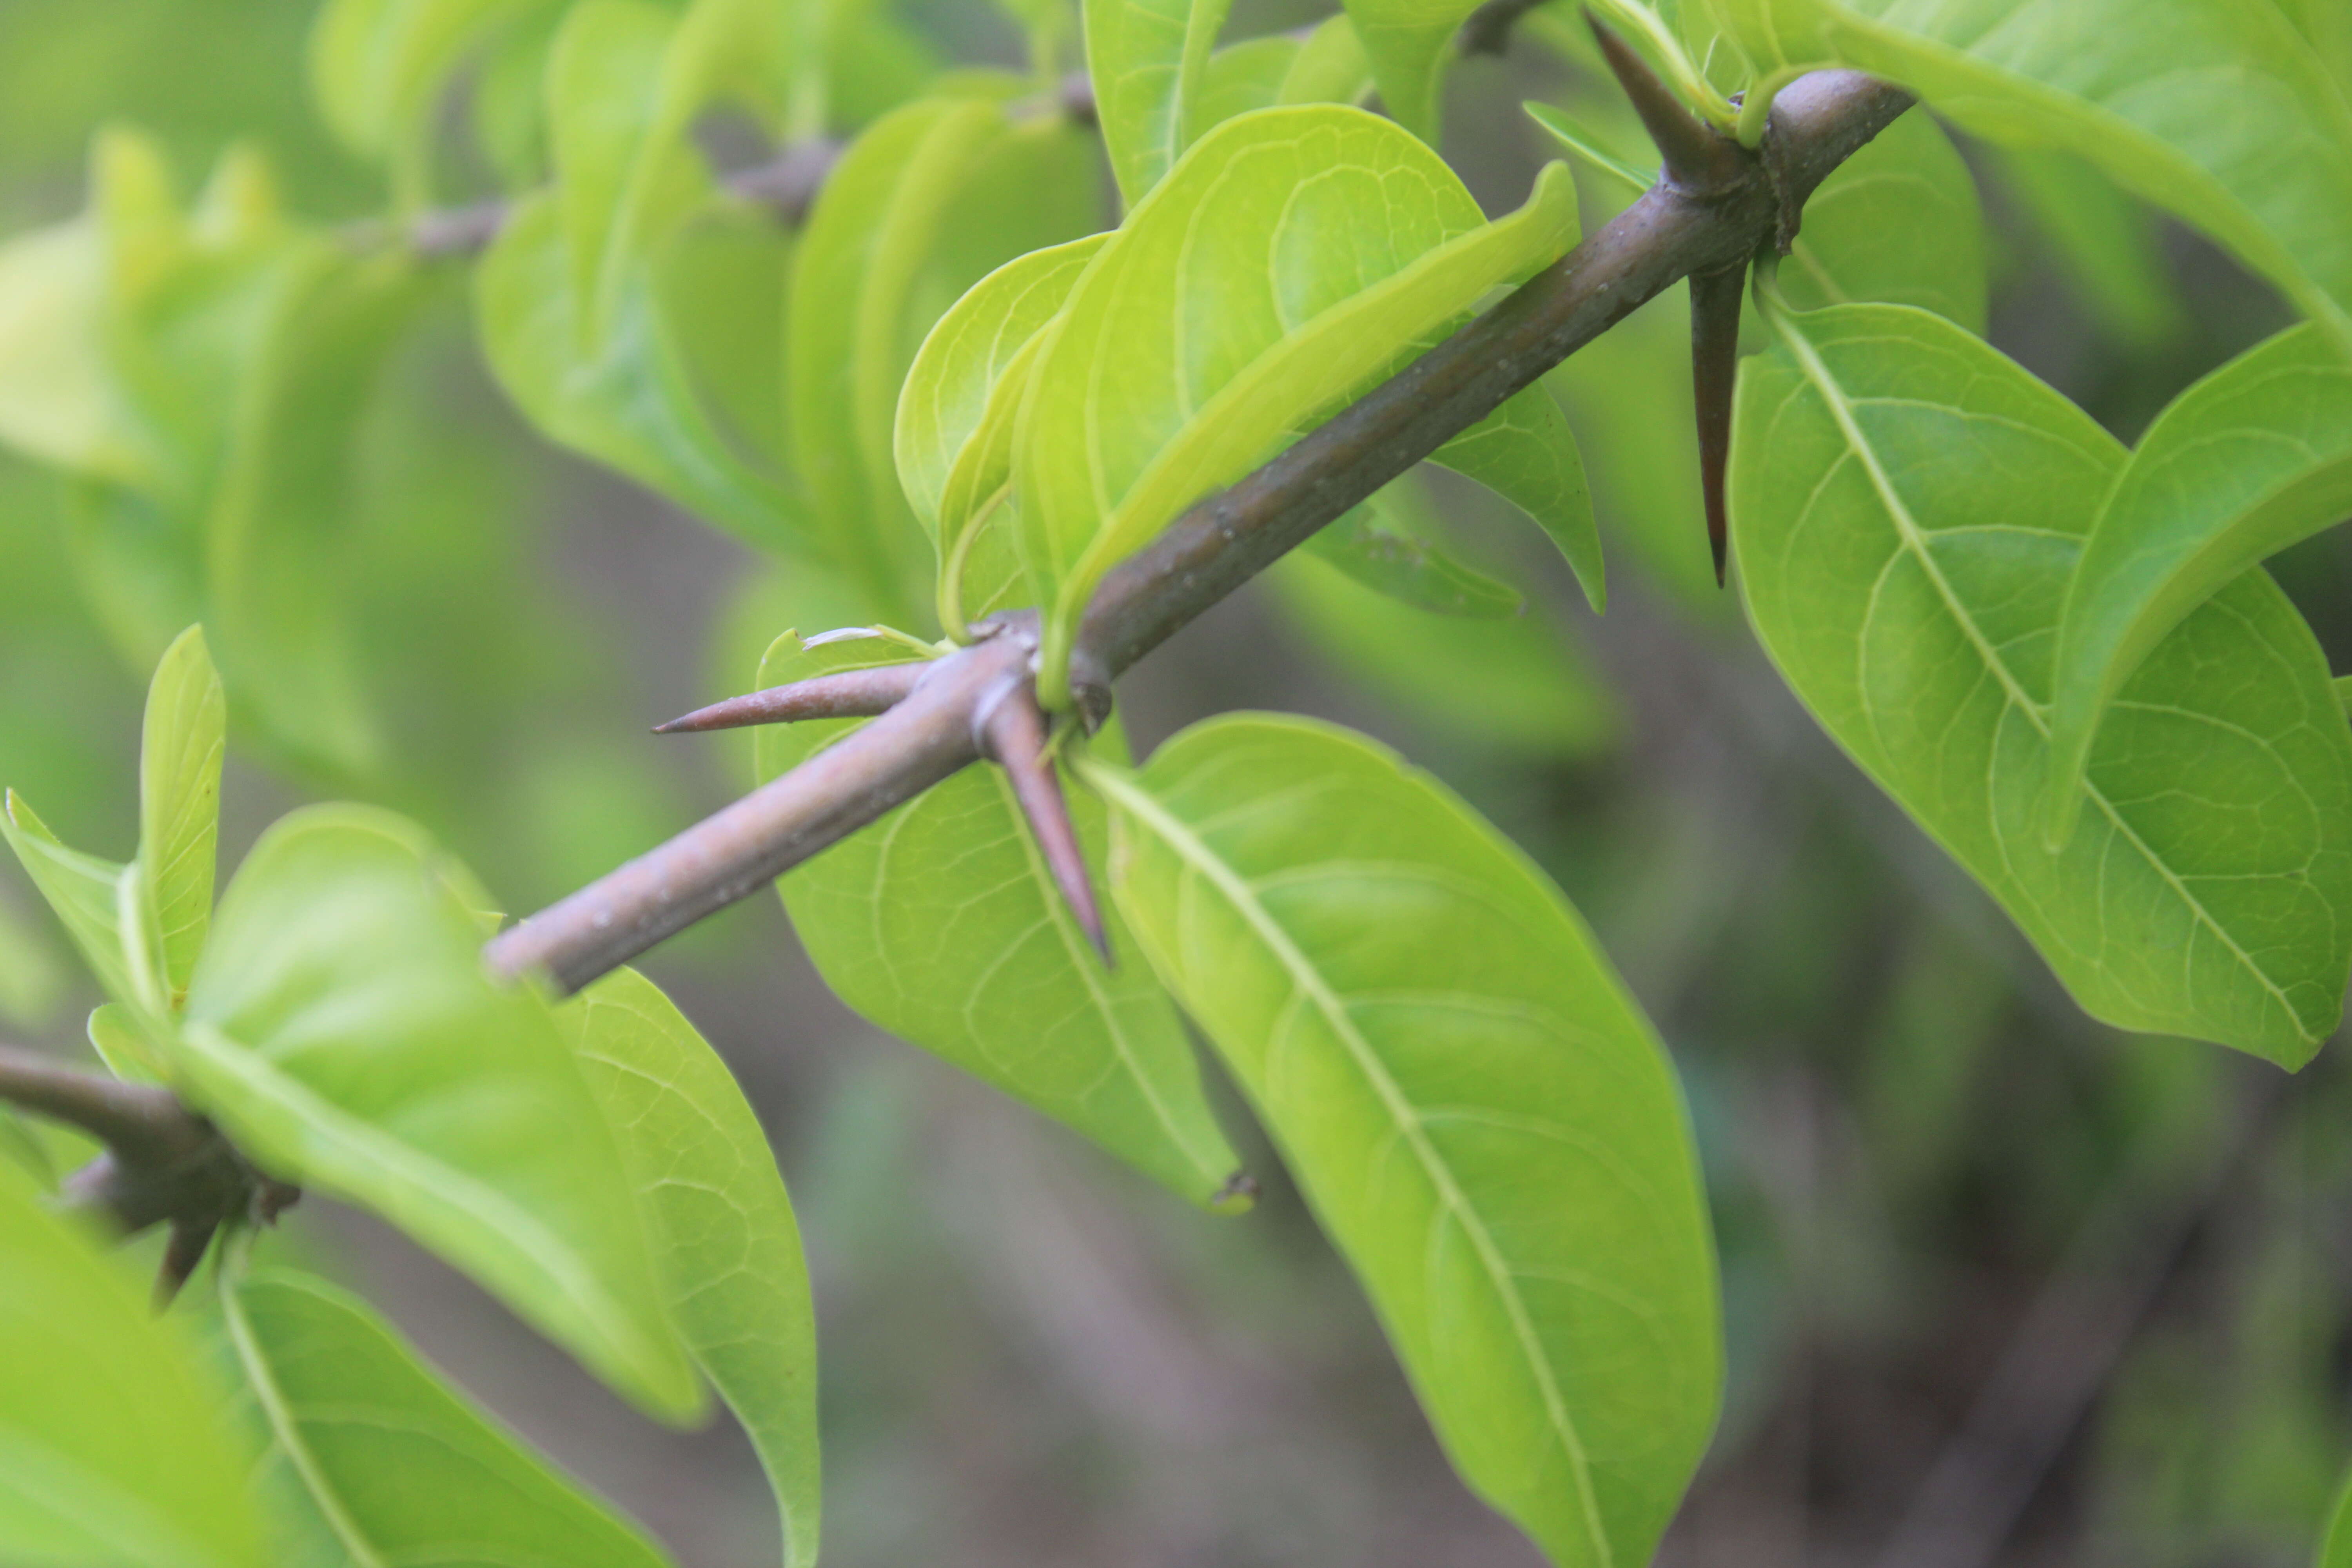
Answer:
486, 69, 1915, 994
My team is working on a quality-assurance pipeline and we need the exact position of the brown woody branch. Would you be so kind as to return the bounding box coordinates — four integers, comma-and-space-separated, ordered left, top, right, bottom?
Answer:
484, 62, 1913, 995
0, 1044, 298, 1299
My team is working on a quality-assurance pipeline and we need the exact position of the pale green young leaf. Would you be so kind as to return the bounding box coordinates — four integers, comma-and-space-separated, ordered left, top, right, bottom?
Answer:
1083, 0, 1234, 207
1269, 548, 1618, 758
1086, 714, 1718, 1568
1338, 0, 1481, 141
0, 793, 169, 1062
1710, 0, 2352, 350
896, 234, 1106, 631
178, 805, 705, 1421
2044, 323, 2352, 844
562, 969, 822, 1568
0, 1160, 265, 1568
221, 1267, 675, 1568
1017, 105, 1581, 706
791, 100, 1097, 624
1302, 477, 1524, 618
1772, 109, 1986, 332
753, 630, 1247, 1209
476, 192, 804, 551
87, 1003, 161, 1082
1731, 301, 2352, 1062
136, 624, 224, 1001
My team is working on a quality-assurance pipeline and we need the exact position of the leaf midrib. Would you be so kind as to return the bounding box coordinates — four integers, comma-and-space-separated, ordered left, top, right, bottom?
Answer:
222, 1277, 388, 1568
1772, 309, 2307, 1037
1095, 764, 1612, 1566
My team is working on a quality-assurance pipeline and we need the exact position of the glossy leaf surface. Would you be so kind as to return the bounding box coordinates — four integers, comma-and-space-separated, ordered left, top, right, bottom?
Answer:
1711, 0, 2352, 349
0, 1160, 263, 1568
136, 625, 224, 1002
753, 630, 1245, 1208
222, 1267, 674, 1567
2045, 323, 2352, 842
1089, 714, 1719, 1568
178, 805, 704, 1419
563, 969, 822, 1568
1016, 105, 1582, 704
1732, 301, 2352, 1062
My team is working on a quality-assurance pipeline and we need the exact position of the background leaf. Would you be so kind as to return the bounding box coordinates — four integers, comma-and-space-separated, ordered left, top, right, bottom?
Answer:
562, 968, 823, 1568
1083, 0, 1234, 207
178, 804, 704, 1421
753, 628, 1248, 1209
1732, 300, 2352, 1062
0, 1159, 265, 1568
1088, 713, 1720, 1568
221, 1265, 676, 1567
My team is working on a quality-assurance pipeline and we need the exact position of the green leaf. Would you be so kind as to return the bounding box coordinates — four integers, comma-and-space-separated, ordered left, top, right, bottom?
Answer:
0, 1159, 265, 1568
1337, 0, 1479, 140
0, 793, 169, 1059
206, 247, 425, 780
1711, 0, 2352, 351
1196, 36, 1304, 128
1016, 105, 1581, 706
1731, 300, 2352, 1062
752, 629, 1248, 1209
1278, 14, 1374, 105
1771, 109, 1986, 332
0, 218, 148, 484
476, 191, 804, 550
1084, 0, 1234, 206
178, 804, 705, 1421
1524, 102, 1653, 195
135, 624, 224, 1002
1302, 477, 1524, 618
2321, 1455, 2352, 1568
221, 1266, 675, 1567
561, 969, 822, 1568
1085, 714, 1720, 1568
1269, 547, 1618, 759
2044, 323, 2352, 844
1429, 385, 1604, 609
307, 0, 567, 206
790, 98, 1097, 624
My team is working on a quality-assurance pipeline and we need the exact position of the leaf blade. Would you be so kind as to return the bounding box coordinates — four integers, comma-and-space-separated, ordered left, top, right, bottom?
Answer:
1087, 714, 1720, 1568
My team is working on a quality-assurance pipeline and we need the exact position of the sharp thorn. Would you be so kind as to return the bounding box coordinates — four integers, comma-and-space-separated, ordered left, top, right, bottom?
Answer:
982, 687, 1112, 963
1582, 10, 1734, 191
155, 1218, 216, 1307
652, 663, 927, 734
1690, 262, 1744, 587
